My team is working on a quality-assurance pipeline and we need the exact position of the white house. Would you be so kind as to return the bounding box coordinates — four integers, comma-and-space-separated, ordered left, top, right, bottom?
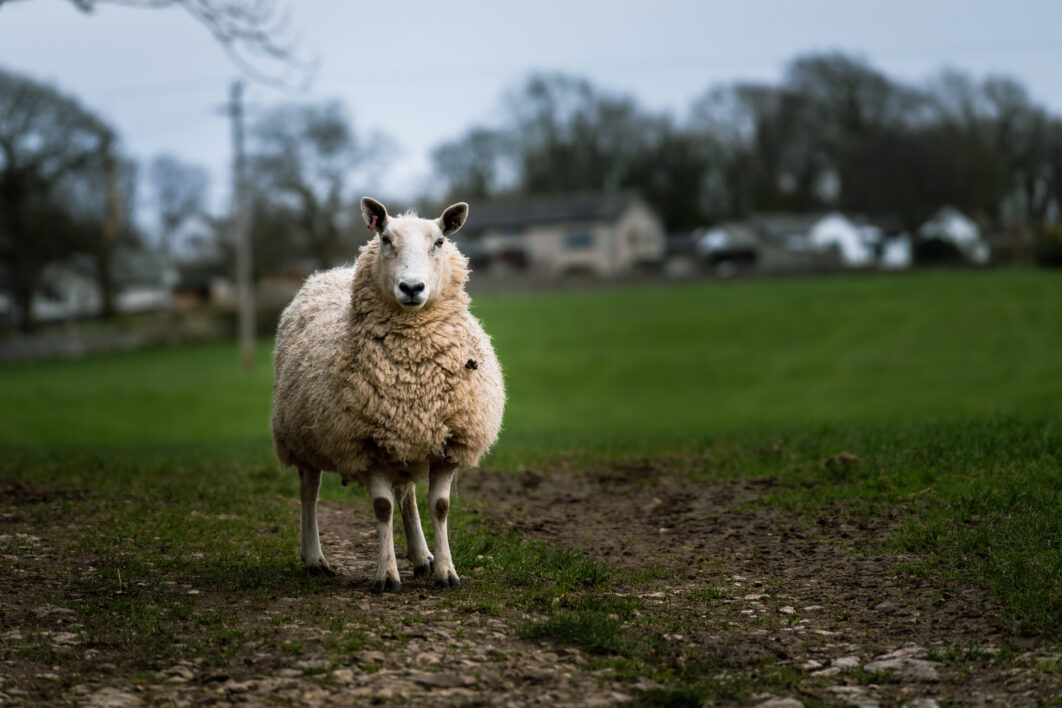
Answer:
880, 237, 913, 269
919, 207, 990, 264
808, 212, 876, 267
461, 193, 666, 277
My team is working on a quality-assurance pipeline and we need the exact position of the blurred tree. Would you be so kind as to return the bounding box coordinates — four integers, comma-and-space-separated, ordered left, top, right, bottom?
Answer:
427, 57, 1062, 239
506, 73, 654, 195
56, 147, 141, 319
0, 68, 114, 331
0, 0, 315, 88
149, 154, 208, 263
783, 53, 927, 217
248, 101, 393, 269
431, 127, 509, 200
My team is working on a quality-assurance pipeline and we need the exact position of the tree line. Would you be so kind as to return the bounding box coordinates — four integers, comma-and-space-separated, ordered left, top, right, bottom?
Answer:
434, 53, 1062, 236
3, 52, 1062, 331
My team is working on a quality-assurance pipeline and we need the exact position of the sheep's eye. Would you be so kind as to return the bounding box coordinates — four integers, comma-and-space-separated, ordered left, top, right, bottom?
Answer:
434, 238, 445, 248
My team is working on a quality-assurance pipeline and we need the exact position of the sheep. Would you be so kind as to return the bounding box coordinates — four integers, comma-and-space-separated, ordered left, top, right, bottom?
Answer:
271, 197, 504, 592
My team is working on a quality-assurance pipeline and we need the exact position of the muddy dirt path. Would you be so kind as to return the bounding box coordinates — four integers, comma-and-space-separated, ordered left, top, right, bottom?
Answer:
4, 463, 1060, 707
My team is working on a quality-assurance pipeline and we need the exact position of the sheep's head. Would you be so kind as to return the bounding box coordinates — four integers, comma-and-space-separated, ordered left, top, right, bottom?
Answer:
360, 197, 469, 312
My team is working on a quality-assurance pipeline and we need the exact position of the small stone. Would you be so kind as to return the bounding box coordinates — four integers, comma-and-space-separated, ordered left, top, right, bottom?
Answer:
811, 666, 842, 677
162, 665, 195, 682
876, 644, 926, 660
833, 656, 861, 669
802, 605, 824, 611
827, 685, 879, 707
864, 657, 938, 682
779, 606, 795, 615
332, 668, 355, 684
758, 698, 804, 708
33, 604, 76, 619
875, 600, 897, 611
85, 687, 144, 707
800, 659, 823, 670
412, 671, 475, 688
357, 649, 386, 665
277, 668, 303, 678
294, 659, 330, 672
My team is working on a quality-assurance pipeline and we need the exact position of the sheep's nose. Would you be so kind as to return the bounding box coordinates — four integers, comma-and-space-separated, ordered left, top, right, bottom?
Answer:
398, 280, 425, 297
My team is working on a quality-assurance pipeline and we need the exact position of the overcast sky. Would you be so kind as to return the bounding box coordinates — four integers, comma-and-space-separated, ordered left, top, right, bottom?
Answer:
2, 0, 1061, 231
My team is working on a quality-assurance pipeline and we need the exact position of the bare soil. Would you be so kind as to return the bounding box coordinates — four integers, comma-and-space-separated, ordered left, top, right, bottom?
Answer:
1, 462, 1060, 707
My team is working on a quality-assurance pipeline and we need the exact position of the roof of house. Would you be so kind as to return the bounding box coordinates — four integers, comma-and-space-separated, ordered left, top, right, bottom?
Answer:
461, 193, 648, 236
746, 212, 825, 245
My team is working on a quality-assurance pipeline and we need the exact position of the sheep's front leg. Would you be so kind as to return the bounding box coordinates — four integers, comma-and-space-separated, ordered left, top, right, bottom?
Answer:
395, 481, 433, 577
369, 474, 401, 593
429, 464, 460, 588
298, 468, 334, 575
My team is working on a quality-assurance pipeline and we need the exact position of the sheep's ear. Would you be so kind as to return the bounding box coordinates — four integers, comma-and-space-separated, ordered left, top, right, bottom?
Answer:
361, 197, 389, 233
438, 202, 469, 236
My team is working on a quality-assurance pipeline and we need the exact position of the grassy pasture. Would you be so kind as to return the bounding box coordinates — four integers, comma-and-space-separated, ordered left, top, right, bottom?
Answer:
2, 269, 1059, 455
1, 269, 1060, 702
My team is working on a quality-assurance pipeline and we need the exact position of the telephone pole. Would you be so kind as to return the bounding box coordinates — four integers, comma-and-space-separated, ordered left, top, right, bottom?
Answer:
229, 80, 255, 371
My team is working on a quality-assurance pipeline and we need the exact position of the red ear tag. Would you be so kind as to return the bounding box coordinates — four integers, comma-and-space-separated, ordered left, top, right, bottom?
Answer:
367, 214, 378, 232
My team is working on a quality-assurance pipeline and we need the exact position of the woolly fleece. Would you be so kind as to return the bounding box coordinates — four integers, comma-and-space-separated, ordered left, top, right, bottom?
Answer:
271, 236, 505, 486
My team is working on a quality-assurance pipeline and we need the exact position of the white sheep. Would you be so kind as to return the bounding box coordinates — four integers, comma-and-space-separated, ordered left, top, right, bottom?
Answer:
271, 197, 505, 592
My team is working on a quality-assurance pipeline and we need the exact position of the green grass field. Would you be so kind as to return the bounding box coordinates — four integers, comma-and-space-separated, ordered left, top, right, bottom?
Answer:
3, 269, 1059, 457
1, 269, 1060, 702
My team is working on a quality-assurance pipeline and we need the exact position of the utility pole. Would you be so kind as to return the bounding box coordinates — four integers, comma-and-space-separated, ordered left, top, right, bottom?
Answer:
99, 136, 120, 320
229, 80, 255, 371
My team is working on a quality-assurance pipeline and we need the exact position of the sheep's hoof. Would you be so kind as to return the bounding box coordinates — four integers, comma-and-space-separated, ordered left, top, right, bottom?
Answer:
305, 560, 336, 576
435, 570, 461, 589
413, 563, 432, 578
374, 577, 401, 594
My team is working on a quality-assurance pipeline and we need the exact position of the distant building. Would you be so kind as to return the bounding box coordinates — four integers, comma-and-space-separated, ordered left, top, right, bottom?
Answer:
0, 247, 169, 326
807, 212, 876, 267
693, 223, 760, 276
918, 207, 990, 264
459, 193, 666, 277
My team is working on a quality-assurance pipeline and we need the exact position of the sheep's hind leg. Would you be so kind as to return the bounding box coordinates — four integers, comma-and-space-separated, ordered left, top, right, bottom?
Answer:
395, 481, 433, 577
429, 464, 460, 588
369, 474, 401, 593
298, 468, 334, 575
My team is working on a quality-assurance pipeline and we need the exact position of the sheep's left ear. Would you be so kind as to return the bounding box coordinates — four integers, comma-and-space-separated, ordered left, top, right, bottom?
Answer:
438, 202, 469, 236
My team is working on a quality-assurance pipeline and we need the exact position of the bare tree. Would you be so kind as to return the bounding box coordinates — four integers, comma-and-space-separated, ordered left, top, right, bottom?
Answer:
0, 0, 315, 88
431, 127, 508, 200
505, 73, 655, 195
149, 154, 208, 262
0, 68, 114, 331
249, 101, 393, 268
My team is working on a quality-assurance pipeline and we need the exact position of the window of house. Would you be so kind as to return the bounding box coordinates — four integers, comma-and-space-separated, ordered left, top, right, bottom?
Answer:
566, 232, 594, 250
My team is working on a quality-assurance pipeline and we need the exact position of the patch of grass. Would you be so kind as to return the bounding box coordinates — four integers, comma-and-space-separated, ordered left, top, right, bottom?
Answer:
519, 610, 636, 656
451, 523, 612, 608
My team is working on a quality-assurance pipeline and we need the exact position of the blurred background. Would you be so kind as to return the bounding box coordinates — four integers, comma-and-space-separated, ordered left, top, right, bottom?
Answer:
0, 0, 1060, 348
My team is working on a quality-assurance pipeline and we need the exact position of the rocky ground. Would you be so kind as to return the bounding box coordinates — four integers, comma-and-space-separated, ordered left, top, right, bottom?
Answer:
1, 462, 1060, 706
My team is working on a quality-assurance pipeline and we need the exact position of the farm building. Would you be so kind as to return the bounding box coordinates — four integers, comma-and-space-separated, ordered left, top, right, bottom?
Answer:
458, 193, 666, 277
919, 206, 990, 264
0, 247, 170, 327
